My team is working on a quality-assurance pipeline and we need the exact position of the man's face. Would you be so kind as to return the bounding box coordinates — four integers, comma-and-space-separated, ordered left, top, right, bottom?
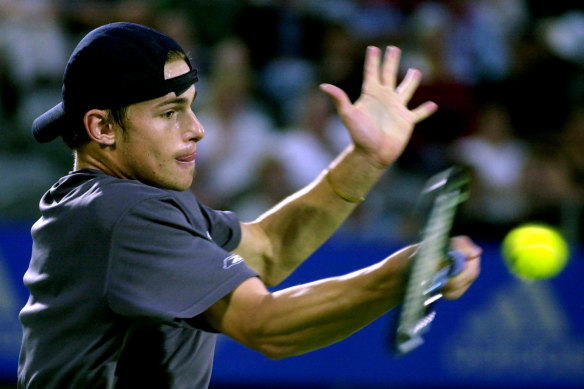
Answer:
114, 59, 204, 191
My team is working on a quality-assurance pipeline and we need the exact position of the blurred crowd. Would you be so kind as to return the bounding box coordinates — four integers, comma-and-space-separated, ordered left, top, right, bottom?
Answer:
1, 0, 584, 244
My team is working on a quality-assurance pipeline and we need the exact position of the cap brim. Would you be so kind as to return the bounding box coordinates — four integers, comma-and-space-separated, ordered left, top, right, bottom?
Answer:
32, 102, 67, 143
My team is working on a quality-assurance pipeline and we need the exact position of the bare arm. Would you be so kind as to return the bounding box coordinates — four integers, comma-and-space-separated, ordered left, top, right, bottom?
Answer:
204, 46, 479, 361
234, 145, 383, 286
206, 237, 481, 359
235, 46, 438, 286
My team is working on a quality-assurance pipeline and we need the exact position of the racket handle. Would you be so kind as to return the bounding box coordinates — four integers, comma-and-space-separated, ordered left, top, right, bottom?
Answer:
426, 250, 465, 295
446, 249, 466, 277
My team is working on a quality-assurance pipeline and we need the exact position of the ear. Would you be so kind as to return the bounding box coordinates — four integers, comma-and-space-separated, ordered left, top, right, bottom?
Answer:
84, 109, 116, 146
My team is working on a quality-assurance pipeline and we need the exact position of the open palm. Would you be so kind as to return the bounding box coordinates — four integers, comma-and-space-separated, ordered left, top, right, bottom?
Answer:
321, 46, 437, 168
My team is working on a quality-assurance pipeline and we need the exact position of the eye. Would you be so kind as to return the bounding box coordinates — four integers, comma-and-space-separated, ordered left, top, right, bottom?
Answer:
162, 110, 176, 119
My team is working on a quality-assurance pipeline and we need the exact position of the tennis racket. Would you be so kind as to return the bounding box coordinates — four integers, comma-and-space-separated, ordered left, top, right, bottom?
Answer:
393, 166, 470, 355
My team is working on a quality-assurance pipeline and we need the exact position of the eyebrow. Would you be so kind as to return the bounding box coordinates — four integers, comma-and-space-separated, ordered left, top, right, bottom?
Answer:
154, 90, 197, 109
155, 97, 189, 108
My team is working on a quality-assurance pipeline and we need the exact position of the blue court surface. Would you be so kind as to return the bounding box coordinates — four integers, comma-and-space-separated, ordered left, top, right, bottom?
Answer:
1, 223, 583, 388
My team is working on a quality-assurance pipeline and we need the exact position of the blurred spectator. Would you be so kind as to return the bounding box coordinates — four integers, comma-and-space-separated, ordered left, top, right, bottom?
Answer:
556, 106, 584, 243
562, 107, 584, 190
58, 0, 155, 37
397, 2, 476, 175
401, 0, 528, 85
463, 0, 528, 82
0, 0, 68, 134
0, 0, 71, 220
0, 1, 68, 89
273, 86, 429, 242
450, 101, 529, 239
252, 3, 321, 126
521, 138, 578, 243
540, 10, 584, 65
276, 87, 349, 190
260, 55, 317, 127
191, 37, 276, 220
0, 48, 19, 126
153, 8, 200, 59
0, 0, 582, 248
316, 21, 363, 105
502, 17, 580, 141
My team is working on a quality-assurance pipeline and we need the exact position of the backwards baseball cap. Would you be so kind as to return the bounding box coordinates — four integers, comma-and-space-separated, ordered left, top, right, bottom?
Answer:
33, 22, 198, 143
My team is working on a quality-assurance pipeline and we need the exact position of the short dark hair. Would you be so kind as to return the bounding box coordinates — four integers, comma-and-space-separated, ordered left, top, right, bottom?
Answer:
61, 115, 90, 149
61, 106, 128, 149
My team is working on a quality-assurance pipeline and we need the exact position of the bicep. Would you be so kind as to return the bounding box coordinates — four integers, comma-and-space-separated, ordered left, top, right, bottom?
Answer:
202, 276, 271, 346
233, 222, 275, 284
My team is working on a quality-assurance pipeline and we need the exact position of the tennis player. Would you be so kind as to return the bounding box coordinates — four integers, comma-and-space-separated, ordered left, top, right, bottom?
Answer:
18, 22, 481, 388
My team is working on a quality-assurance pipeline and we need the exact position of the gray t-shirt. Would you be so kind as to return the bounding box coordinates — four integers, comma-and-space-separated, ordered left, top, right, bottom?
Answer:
18, 169, 257, 388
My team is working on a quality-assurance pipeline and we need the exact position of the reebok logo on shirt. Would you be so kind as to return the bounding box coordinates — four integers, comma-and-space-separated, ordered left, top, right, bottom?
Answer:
223, 254, 244, 269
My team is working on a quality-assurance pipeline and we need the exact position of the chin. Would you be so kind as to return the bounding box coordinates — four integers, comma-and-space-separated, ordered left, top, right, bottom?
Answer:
146, 175, 194, 192
175, 173, 196, 192
164, 167, 195, 191
169, 178, 194, 192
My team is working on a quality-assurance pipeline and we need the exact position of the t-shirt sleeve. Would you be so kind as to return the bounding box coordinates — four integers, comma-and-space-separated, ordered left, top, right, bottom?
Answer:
106, 195, 257, 323
198, 201, 241, 251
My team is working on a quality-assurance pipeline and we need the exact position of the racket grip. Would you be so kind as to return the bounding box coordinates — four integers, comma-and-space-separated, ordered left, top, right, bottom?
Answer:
446, 250, 466, 277
426, 250, 466, 295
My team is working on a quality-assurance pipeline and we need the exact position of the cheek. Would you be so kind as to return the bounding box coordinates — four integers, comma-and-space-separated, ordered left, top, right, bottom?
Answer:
122, 138, 165, 174
143, 143, 184, 184
144, 145, 171, 172
118, 119, 190, 188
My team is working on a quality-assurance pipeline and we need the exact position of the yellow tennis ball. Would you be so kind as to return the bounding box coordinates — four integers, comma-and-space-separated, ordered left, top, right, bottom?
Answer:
501, 224, 569, 280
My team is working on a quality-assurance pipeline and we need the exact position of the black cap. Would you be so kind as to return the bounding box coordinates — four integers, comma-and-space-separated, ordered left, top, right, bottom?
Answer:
33, 22, 198, 143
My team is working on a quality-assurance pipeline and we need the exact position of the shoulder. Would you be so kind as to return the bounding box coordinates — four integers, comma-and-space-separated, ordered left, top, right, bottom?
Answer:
94, 175, 174, 215
98, 179, 206, 231
52, 170, 240, 247
54, 170, 189, 227
97, 173, 169, 201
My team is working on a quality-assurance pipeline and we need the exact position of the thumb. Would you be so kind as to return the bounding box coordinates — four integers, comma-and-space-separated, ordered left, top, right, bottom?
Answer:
319, 83, 352, 114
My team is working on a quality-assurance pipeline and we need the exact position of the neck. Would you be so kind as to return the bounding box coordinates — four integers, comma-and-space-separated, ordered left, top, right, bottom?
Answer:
74, 146, 127, 180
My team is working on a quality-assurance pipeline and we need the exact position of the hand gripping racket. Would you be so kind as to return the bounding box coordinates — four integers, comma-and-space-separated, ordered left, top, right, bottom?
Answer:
393, 166, 470, 355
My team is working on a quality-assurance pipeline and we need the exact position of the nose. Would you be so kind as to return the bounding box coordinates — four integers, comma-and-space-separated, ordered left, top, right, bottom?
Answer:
185, 108, 205, 142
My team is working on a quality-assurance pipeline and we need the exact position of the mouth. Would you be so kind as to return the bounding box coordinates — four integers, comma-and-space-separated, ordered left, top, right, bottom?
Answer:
176, 151, 197, 163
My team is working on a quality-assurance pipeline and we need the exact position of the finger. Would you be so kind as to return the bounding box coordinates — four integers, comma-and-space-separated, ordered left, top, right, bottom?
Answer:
396, 68, 421, 104
362, 46, 382, 92
442, 236, 482, 299
452, 252, 481, 285
319, 83, 352, 114
411, 101, 438, 123
443, 281, 471, 300
381, 46, 400, 89
450, 236, 483, 259
443, 255, 481, 299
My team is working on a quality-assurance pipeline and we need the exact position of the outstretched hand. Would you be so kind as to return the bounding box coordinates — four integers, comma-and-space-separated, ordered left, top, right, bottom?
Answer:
320, 46, 437, 168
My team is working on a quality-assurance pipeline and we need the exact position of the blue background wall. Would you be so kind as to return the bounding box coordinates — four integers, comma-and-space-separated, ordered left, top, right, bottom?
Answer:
1, 222, 583, 388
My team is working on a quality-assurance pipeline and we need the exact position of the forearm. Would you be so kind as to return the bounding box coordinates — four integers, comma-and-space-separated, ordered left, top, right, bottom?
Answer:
259, 266, 403, 358
237, 144, 386, 286
236, 44, 437, 285
208, 245, 414, 359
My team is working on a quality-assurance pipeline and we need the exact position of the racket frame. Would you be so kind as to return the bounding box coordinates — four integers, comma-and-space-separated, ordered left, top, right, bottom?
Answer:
394, 167, 469, 355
